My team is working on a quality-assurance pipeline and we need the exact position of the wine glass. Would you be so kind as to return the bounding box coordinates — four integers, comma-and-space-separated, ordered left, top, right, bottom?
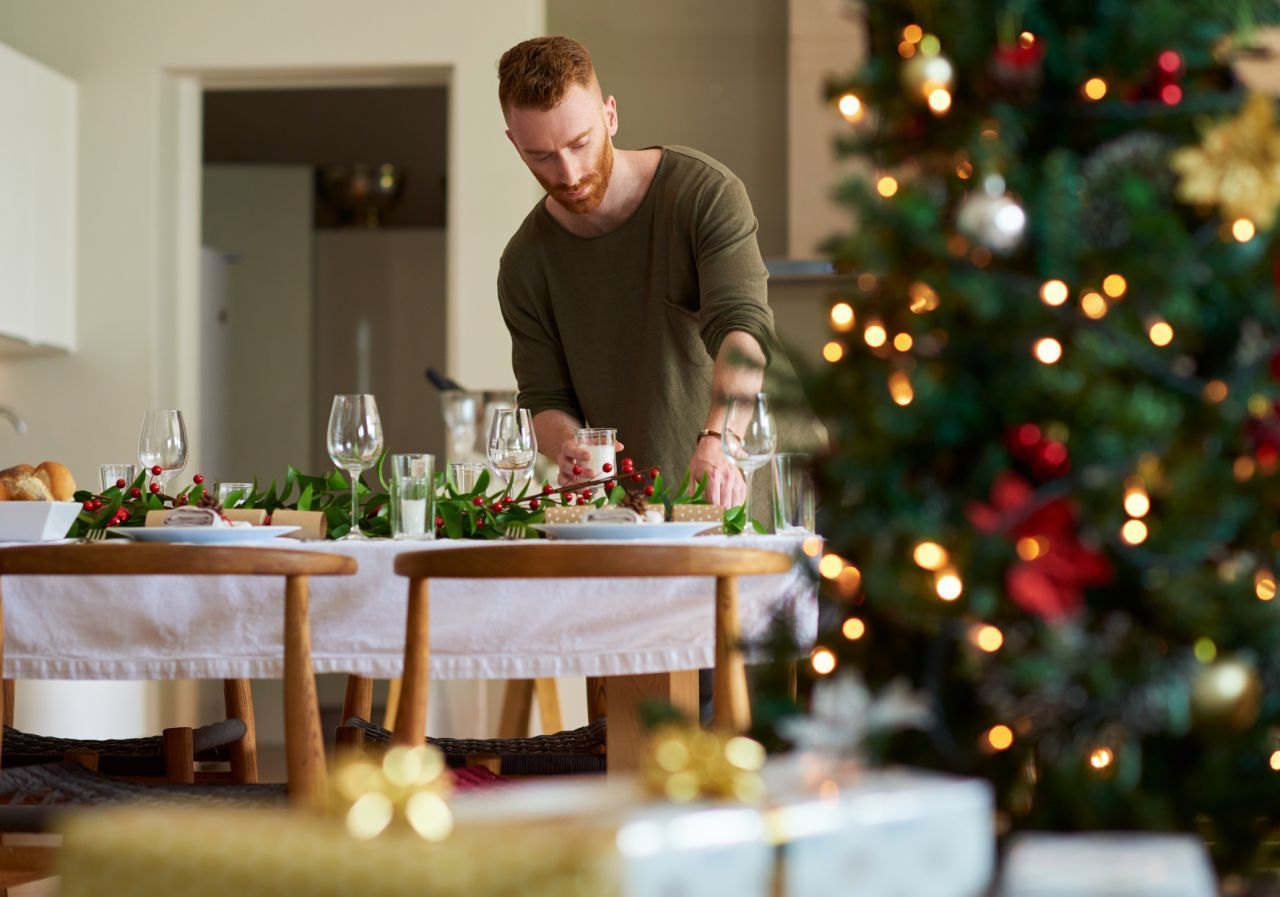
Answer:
138, 410, 189, 496
487, 408, 537, 493
722, 392, 778, 527
327, 394, 384, 540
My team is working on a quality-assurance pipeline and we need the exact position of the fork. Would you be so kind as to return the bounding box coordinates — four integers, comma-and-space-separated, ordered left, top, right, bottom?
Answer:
79, 528, 108, 544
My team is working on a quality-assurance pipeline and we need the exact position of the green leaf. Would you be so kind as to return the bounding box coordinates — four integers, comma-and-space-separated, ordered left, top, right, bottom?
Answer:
609, 485, 625, 504
440, 502, 465, 539
298, 483, 314, 512
327, 470, 348, 490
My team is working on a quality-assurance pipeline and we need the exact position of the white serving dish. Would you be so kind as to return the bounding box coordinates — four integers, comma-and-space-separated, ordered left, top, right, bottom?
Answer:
0, 501, 82, 541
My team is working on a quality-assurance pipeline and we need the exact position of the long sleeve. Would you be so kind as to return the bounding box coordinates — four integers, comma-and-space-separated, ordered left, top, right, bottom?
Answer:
692, 175, 775, 366
497, 264, 584, 421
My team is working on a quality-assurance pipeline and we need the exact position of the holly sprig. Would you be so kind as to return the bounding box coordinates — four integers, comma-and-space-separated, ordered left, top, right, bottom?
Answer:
66, 454, 760, 540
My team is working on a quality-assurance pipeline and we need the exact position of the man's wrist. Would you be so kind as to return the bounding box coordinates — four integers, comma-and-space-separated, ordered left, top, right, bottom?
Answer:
695, 428, 724, 447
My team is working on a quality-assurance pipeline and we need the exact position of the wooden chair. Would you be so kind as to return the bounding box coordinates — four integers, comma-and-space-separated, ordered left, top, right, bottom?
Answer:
0, 543, 356, 807
380, 544, 794, 772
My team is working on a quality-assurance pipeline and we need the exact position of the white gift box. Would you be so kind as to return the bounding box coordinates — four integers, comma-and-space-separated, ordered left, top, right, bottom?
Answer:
999, 833, 1216, 897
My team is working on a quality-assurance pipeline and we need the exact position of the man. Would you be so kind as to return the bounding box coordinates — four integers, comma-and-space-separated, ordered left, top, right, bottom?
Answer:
496, 35, 814, 507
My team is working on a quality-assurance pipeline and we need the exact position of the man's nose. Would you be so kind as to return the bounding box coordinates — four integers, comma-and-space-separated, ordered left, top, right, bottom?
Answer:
557, 153, 583, 187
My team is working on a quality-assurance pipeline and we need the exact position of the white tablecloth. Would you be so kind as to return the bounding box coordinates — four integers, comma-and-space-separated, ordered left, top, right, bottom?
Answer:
1, 535, 816, 682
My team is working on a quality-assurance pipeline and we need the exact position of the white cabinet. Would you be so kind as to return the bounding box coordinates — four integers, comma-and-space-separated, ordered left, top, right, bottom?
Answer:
0, 40, 76, 354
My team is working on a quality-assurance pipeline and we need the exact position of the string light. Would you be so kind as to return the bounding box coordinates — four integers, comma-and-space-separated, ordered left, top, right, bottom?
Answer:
927, 89, 952, 114
1082, 77, 1108, 100
1019, 31, 1036, 48
810, 647, 837, 675
1203, 380, 1229, 404
1255, 570, 1276, 601
908, 281, 940, 313
1147, 320, 1174, 347
1121, 519, 1148, 545
970, 624, 1004, 652
802, 536, 822, 557
1123, 488, 1150, 518
913, 541, 949, 571
1016, 536, 1047, 561
888, 370, 914, 406
876, 176, 899, 198
864, 321, 888, 348
898, 40, 917, 58
893, 333, 914, 352
1158, 50, 1182, 73
955, 159, 973, 179
1089, 747, 1114, 770
822, 341, 845, 363
1249, 395, 1272, 418
1161, 84, 1182, 105
1234, 456, 1257, 481
819, 553, 845, 579
1039, 279, 1069, 306
902, 24, 923, 43
1102, 274, 1127, 298
1033, 338, 1062, 364
830, 301, 855, 331
987, 725, 1014, 751
1270, 751, 1280, 772
837, 93, 864, 122
857, 272, 877, 292
971, 246, 993, 268
935, 569, 963, 601
919, 34, 941, 56
842, 617, 866, 640
836, 565, 862, 597
1080, 291, 1108, 319
1232, 218, 1256, 242
1193, 637, 1217, 664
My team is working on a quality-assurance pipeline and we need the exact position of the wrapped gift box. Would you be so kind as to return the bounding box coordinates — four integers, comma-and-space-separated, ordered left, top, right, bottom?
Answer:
59, 759, 993, 897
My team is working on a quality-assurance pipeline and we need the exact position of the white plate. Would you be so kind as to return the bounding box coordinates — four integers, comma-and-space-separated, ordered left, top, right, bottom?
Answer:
529, 521, 717, 540
107, 525, 301, 544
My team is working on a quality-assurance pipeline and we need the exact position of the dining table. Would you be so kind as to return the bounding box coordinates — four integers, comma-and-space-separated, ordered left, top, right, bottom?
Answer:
0, 533, 818, 773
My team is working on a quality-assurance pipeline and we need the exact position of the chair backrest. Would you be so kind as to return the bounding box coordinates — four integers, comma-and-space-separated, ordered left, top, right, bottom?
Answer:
0, 544, 356, 577
393, 544, 794, 580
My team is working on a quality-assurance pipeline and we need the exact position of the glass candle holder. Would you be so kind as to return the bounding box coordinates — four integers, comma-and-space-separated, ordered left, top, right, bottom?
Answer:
574, 427, 617, 482
391, 453, 434, 541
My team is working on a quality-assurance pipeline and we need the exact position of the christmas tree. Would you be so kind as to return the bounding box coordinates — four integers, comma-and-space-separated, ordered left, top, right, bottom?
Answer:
800, 0, 1280, 876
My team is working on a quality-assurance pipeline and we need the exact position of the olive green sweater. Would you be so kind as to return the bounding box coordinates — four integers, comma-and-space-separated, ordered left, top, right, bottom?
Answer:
498, 146, 821, 484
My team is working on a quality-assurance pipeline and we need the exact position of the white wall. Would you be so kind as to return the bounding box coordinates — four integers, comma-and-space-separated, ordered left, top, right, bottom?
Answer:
0, 0, 542, 487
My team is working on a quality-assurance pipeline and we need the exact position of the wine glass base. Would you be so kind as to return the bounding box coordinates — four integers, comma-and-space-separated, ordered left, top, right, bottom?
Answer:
337, 531, 369, 541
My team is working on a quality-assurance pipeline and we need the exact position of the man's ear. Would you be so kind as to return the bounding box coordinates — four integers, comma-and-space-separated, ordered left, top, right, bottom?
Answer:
505, 129, 519, 151
603, 96, 619, 138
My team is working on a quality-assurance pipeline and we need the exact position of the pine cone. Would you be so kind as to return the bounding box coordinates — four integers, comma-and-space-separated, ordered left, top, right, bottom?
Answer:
196, 490, 224, 514
620, 490, 650, 516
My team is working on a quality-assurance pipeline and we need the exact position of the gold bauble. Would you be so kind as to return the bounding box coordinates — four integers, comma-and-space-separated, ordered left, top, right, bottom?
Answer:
900, 52, 955, 101
1191, 656, 1263, 733
1170, 91, 1280, 227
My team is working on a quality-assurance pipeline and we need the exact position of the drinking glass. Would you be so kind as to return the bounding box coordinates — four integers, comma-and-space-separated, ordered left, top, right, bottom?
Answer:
574, 428, 616, 482
721, 392, 778, 526
326, 394, 384, 540
216, 482, 255, 508
138, 410, 189, 495
449, 461, 486, 494
487, 408, 537, 492
390, 453, 435, 541
441, 391, 480, 460
99, 463, 137, 492
772, 453, 816, 533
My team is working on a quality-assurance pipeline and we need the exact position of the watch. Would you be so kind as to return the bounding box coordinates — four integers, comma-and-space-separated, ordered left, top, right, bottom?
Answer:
696, 429, 724, 446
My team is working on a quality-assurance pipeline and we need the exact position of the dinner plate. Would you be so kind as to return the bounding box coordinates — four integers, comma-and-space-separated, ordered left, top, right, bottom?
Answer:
529, 521, 718, 540
107, 525, 301, 544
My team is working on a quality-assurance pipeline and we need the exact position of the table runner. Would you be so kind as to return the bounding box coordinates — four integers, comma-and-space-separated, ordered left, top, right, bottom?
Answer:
1, 535, 816, 681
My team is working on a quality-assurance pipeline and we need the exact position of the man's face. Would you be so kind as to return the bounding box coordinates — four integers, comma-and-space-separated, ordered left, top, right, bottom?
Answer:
506, 83, 617, 215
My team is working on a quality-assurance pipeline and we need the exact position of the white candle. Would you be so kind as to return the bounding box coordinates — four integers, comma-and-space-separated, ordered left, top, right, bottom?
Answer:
580, 444, 616, 479
398, 497, 428, 536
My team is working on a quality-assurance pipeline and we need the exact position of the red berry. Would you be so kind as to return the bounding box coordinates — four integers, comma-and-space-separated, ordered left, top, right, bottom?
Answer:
192, 474, 204, 485
650, 468, 660, 479
529, 499, 540, 510
491, 502, 504, 513
632, 473, 643, 482
621, 457, 634, 470
115, 478, 126, 489
503, 497, 514, 506
572, 464, 583, 476
605, 480, 616, 491
542, 484, 553, 495
176, 495, 188, 506
475, 519, 485, 528
264, 513, 273, 525
644, 485, 655, 497
435, 516, 444, 526
82, 500, 95, 511
582, 489, 593, 500
130, 487, 142, 498
602, 462, 613, 473
149, 483, 160, 494
472, 496, 484, 507
150, 465, 162, 476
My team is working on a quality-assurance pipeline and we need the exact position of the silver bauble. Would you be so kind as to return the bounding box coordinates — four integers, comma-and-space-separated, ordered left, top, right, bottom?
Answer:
956, 175, 1027, 253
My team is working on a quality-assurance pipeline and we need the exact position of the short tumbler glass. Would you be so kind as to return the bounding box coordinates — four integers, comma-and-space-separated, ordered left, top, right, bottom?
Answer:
573, 427, 617, 482
391, 453, 435, 541
217, 482, 255, 508
449, 461, 486, 494
100, 464, 138, 492
771, 453, 816, 533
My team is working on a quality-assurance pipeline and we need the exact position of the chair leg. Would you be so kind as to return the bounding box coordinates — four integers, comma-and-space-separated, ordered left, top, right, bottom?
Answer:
334, 724, 366, 761
534, 678, 562, 734
162, 727, 195, 784
383, 678, 402, 730
585, 677, 607, 724
284, 574, 326, 808
391, 577, 430, 747
497, 680, 533, 739
713, 575, 751, 733
223, 678, 259, 784
2, 680, 12, 728
342, 675, 373, 724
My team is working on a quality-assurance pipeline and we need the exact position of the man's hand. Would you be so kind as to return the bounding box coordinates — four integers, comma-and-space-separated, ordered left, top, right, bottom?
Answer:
688, 436, 745, 508
556, 438, 624, 486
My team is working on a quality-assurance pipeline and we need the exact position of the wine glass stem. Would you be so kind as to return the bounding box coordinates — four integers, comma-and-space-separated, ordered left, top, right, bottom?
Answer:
349, 469, 361, 536
743, 468, 755, 527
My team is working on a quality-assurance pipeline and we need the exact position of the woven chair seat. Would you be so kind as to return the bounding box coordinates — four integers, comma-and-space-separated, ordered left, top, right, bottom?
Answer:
345, 716, 607, 775
2, 720, 248, 777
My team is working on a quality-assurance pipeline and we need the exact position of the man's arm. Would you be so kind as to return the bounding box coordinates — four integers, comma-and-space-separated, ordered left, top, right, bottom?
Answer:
534, 409, 625, 487
688, 329, 765, 507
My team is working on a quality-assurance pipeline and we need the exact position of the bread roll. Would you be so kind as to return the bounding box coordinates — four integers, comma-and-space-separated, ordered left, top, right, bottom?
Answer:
35, 461, 76, 501
0, 465, 51, 501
